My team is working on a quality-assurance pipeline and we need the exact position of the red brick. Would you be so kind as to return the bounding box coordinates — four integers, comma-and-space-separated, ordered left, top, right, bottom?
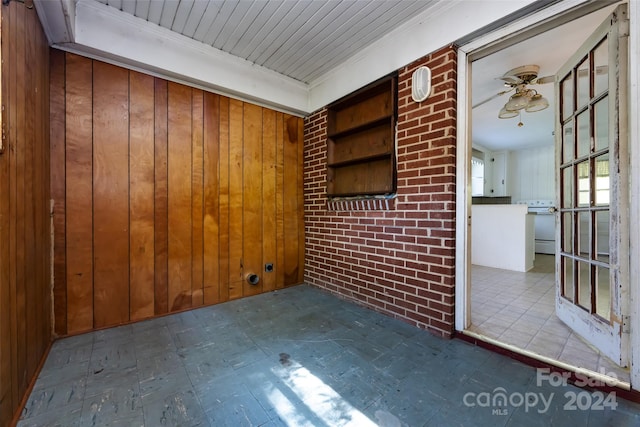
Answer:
304, 47, 457, 338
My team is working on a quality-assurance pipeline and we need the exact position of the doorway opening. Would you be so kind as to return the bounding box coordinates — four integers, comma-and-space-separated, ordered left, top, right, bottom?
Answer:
458, 1, 630, 386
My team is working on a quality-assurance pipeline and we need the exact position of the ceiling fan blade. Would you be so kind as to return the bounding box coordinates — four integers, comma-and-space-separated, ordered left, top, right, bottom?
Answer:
498, 76, 521, 85
472, 90, 509, 109
532, 75, 555, 84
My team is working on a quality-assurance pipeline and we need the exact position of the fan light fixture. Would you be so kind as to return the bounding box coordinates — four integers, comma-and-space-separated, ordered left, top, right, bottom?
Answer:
498, 106, 518, 119
499, 85, 549, 119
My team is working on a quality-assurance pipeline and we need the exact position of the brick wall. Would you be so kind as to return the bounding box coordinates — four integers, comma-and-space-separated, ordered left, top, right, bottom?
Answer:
303, 46, 457, 337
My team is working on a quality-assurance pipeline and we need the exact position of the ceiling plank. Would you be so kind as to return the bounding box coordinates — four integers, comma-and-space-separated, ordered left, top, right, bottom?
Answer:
134, 0, 151, 21
272, 1, 362, 78
121, 0, 135, 15
146, 0, 164, 25
294, 1, 396, 82
192, 1, 223, 41
201, 1, 238, 46
220, 1, 270, 52
235, 1, 289, 60
159, 0, 179, 29
211, 0, 254, 50
253, 1, 325, 66
172, 0, 195, 34
181, 0, 209, 38
109, 0, 123, 11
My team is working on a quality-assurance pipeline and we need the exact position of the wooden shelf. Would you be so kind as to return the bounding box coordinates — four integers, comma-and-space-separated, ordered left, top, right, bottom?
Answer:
327, 116, 392, 140
328, 152, 391, 168
326, 74, 397, 198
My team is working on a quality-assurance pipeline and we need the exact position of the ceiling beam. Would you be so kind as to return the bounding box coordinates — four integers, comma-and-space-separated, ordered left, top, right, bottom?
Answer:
51, 0, 310, 115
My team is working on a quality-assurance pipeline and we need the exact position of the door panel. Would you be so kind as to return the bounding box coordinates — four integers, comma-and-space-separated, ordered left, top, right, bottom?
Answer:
555, 4, 629, 366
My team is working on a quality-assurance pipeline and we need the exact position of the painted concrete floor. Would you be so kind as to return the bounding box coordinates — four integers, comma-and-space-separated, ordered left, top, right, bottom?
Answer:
18, 285, 640, 426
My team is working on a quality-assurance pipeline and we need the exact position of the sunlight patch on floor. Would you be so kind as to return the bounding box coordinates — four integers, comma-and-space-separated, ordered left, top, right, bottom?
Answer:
271, 358, 378, 427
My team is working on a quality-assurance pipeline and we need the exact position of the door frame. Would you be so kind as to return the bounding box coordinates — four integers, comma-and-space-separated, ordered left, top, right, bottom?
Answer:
454, 0, 640, 390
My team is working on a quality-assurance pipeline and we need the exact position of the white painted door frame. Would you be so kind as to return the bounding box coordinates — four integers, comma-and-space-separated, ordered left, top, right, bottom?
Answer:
455, 0, 640, 391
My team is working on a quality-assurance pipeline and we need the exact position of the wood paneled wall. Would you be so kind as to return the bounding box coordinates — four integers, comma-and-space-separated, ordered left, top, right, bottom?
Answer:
0, 3, 52, 426
50, 51, 305, 336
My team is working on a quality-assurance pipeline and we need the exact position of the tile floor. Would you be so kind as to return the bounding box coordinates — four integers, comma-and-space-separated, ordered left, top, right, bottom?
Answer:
469, 254, 630, 383
19, 284, 640, 426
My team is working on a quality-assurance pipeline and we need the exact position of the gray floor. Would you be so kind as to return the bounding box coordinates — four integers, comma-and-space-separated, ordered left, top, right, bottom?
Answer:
18, 285, 640, 426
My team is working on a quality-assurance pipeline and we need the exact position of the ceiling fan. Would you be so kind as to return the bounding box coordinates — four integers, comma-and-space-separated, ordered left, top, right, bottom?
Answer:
473, 65, 554, 118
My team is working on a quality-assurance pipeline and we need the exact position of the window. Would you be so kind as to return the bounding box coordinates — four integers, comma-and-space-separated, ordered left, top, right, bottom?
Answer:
326, 75, 397, 197
471, 157, 485, 196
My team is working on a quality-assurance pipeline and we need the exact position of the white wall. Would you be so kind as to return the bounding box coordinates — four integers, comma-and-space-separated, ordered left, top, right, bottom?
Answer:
508, 144, 555, 202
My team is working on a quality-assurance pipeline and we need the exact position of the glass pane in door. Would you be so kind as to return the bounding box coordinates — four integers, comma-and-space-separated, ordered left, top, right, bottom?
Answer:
578, 211, 590, 258
577, 58, 590, 109
594, 97, 609, 151
562, 122, 574, 163
594, 38, 609, 96
576, 111, 590, 158
595, 153, 610, 205
562, 167, 573, 208
577, 161, 590, 207
561, 75, 574, 121
577, 261, 591, 310
596, 266, 610, 319
595, 210, 610, 262
562, 212, 573, 252
563, 257, 574, 302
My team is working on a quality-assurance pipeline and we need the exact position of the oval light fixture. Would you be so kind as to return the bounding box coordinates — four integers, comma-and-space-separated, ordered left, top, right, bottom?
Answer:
411, 66, 431, 102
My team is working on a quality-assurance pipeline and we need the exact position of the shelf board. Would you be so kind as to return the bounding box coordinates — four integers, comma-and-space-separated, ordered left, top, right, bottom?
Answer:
327, 116, 392, 140
327, 152, 392, 168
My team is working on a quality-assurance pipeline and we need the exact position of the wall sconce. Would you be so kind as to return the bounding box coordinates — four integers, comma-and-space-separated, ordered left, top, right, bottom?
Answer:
411, 66, 431, 102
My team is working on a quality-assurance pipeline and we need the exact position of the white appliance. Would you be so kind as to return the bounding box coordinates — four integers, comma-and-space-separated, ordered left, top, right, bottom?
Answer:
516, 200, 556, 255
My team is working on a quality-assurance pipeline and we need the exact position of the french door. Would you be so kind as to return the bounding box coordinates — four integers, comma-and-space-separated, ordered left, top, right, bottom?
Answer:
555, 4, 629, 366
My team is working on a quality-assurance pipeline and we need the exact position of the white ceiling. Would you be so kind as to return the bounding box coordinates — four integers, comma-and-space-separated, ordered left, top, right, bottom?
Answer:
34, 0, 539, 114
94, 0, 438, 84
471, 3, 619, 152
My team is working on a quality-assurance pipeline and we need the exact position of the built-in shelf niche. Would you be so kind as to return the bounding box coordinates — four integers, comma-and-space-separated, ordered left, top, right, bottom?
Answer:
327, 75, 397, 197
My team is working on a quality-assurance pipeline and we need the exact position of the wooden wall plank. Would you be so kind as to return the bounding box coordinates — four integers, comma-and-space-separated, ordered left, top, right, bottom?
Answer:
52, 56, 306, 340
283, 115, 300, 286
24, 6, 37, 379
203, 93, 220, 304
296, 118, 305, 285
15, 2, 27, 395
275, 112, 285, 289
36, 16, 51, 362
218, 97, 230, 302
243, 104, 263, 296
65, 53, 94, 333
154, 78, 169, 315
129, 71, 156, 321
93, 62, 130, 328
8, 4, 20, 411
191, 89, 204, 307
262, 109, 277, 292
228, 99, 244, 298
1, 5, 52, 423
167, 82, 193, 311
0, 4, 13, 422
